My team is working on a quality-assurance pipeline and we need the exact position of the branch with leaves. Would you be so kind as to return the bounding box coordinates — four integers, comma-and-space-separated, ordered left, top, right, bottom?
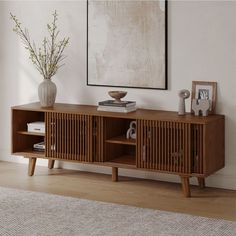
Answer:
10, 10, 69, 79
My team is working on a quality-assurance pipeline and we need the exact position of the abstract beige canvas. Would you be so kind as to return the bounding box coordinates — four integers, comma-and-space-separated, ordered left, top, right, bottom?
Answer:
87, 0, 167, 89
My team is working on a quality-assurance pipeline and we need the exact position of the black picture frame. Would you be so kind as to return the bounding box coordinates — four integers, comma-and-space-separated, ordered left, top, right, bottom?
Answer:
87, 0, 168, 90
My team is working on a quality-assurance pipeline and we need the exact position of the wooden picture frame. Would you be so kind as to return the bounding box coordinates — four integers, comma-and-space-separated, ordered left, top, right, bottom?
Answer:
191, 81, 217, 114
87, 0, 168, 90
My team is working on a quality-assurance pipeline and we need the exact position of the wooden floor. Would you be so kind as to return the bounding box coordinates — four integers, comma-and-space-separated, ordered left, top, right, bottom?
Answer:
0, 161, 235, 221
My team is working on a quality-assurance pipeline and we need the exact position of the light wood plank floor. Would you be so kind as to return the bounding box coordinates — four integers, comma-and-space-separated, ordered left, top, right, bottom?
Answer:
0, 161, 235, 221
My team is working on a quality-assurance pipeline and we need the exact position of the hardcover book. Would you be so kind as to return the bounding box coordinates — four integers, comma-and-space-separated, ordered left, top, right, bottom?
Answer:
98, 100, 136, 107
97, 105, 137, 113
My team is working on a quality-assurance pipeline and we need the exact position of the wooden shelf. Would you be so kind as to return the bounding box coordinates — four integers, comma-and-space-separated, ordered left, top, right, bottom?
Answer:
17, 131, 45, 137
104, 155, 136, 168
13, 149, 45, 158
106, 135, 136, 146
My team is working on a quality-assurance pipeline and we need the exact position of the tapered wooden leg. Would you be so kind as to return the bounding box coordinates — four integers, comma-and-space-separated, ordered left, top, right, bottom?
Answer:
180, 176, 191, 197
48, 160, 55, 169
197, 177, 205, 188
28, 157, 37, 176
112, 167, 118, 182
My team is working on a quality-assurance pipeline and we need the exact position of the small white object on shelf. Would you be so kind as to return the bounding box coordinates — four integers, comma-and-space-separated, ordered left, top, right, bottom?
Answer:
126, 121, 137, 139
27, 121, 45, 133
192, 99, 210, 116
178, 89, 190, 115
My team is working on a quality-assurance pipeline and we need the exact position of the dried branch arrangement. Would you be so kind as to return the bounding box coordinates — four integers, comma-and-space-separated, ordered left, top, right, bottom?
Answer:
10, 10, 69, 79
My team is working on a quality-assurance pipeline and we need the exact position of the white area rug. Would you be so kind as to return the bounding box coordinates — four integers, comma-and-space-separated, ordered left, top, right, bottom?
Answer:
0, 187, 235, 236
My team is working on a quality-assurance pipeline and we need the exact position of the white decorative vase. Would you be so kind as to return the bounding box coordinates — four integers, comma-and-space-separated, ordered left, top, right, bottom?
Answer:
38, 79, 57, 107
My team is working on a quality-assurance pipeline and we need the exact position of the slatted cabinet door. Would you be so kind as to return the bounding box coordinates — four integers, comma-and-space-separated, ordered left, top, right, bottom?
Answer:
45, 112, 93, 162
137, 120, 192, 174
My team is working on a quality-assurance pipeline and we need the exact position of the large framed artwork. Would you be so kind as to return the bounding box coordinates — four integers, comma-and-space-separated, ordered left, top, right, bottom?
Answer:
87, 0, 168, 89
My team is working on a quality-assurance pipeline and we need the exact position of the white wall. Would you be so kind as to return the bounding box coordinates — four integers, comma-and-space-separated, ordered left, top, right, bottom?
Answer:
0, 1, 236, 189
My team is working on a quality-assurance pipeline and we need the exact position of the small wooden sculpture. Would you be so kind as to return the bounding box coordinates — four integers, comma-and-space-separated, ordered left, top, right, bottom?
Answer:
192, 99, 210, 116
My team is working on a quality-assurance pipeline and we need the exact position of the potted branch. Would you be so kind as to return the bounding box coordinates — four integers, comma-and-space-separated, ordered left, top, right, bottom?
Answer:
10, 11, 69, 107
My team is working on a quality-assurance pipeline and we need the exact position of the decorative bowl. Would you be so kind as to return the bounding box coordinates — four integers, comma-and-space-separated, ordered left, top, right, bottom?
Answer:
108, 91, 127, 103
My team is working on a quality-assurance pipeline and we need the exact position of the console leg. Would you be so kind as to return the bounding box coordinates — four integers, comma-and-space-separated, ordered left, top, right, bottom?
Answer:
48, 160, 55, 169
197, 177, 205, 188
112, 167, 118, 182
28, 157, 37, 176
180, 176, 191, 197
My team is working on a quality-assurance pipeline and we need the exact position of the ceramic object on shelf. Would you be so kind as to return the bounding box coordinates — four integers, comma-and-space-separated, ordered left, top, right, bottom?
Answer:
192, 99, 210, 116
38, 79, 57, 108
178, 89, 190, 115
108, 91, 127, 103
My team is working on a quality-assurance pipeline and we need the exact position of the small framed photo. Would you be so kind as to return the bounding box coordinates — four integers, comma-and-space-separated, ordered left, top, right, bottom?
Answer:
191, 81, 217, 114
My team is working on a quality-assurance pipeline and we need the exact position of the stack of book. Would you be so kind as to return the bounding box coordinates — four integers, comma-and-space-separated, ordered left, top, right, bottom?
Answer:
97, 100, 136, 113
33, 141, 45, 152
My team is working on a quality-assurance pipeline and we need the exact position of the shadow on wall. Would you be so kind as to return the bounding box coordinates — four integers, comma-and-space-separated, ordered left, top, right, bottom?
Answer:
0, 3, 21, 154
1, 3, 21, 105
0, 2, 39, 157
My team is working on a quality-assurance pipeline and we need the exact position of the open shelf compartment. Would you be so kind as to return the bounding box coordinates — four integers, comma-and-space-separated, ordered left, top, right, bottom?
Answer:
12, 110, 45, 154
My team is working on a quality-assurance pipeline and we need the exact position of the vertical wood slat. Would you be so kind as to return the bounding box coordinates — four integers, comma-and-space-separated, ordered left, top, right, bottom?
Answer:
147, 120, 150, 170
172, 122, 175, 173
136, 120, 140, 167
158, 121, 161, 170
51, 112, 55, 157
80, 115, 82, 160
177, 122, 180, 173
184, 123, 187, 174
152, 120, 155, 170
164, 121, 166, 171
167, 122, 169, 172
100, 117, 104, 162
155, 120, 158, 170
191, 124, 203, 174
88, 116, 92, 162
181, 123, 184, 173
97, 116, 100, 162
173, 122, 176, 173
143, 120, 146, 169
56, 112, 59, 159
45, 112, 48, 157
69, 113, 71, 159
78, 114, 81, 161
199, 125, 203, 174
82, 115, 85, 160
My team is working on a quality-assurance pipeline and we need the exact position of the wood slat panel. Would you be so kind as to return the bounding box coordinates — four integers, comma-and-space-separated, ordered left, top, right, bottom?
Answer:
137, 120, 195, 174
45, 112, 92, 162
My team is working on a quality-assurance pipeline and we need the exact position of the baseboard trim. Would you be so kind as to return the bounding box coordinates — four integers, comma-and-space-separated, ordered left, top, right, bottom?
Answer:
1, 150, 235, 190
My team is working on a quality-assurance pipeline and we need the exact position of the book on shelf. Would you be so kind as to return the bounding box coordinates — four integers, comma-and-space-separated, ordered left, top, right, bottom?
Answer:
33, 141, 45, 151
97, 105, 137, 113
98, 100, 136, 107
33, 142, 45, 151
33, 141, 55, 151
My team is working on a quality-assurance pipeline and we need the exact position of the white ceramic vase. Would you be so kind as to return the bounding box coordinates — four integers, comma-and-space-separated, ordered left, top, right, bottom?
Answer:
38, 79, 57, 107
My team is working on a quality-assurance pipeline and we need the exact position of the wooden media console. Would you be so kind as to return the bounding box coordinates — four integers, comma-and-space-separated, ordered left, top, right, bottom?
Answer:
12, 102, 225, 197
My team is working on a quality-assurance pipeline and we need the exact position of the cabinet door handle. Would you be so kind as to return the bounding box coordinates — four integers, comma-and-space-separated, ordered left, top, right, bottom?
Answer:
142, 145, 146, 161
